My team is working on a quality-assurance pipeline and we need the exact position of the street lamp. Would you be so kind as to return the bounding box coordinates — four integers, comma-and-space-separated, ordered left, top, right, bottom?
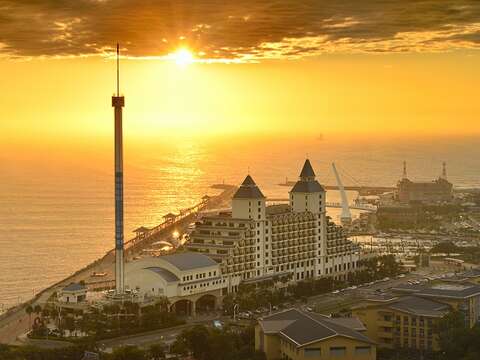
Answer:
233, 303, 239, 322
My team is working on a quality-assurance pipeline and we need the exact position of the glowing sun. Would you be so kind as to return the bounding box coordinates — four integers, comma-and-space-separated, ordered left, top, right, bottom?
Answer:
170, 48, 194, 66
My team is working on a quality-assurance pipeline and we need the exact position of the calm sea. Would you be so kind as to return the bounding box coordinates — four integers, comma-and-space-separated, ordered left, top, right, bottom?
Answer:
1, 135, 479, 308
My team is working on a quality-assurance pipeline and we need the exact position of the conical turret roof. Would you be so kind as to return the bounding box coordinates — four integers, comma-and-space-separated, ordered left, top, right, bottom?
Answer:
290, 159, 324, 193
300, 159, 316, 178
233, 175, 265, 199
242, 175, 256, 186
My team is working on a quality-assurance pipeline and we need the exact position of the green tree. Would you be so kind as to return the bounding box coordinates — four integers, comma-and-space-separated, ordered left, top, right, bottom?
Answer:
170, 336, 189, 357
430, 241, 460, 255
110, 345, 146, 360
222, 293, 235, 315
183, 325, 210, 360
437, 311, 471, 359
148, 343, 166, 360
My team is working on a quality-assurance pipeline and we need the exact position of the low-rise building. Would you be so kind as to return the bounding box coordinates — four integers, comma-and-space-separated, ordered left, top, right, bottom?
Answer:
353, 283, 480, 352
58, 283, 87, 304
391, 283, 480, 328
352, 295, 449, 351
125, 252, 225, 315
256, 308, 376, 360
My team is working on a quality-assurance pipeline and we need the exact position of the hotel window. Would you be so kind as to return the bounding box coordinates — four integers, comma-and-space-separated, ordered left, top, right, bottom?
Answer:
355, 346, 371, 355
330, 347, 346, 357
304, 348, 321, 357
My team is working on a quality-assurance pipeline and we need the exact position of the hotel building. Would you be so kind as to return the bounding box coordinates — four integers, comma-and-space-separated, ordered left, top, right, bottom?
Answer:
187, 160, 361, 293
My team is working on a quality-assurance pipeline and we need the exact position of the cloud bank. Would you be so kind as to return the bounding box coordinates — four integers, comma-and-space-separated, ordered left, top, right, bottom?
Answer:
1, 0, 480, 60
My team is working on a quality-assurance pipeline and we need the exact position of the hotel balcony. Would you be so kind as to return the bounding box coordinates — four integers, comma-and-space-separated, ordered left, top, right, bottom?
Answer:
377, 319, 394, 328
191, 233, 242, 241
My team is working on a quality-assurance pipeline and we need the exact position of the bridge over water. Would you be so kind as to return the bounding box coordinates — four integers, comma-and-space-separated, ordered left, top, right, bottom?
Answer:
265, 199, 377, 212
279, 182, 394, 196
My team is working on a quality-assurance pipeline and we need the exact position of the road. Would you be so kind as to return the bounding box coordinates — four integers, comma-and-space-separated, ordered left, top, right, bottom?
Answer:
99, 325, 187, 352
98, 315, 225, 352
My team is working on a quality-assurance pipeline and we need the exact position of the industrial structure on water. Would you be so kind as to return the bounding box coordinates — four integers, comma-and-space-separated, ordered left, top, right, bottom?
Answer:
395, 161, 453, 204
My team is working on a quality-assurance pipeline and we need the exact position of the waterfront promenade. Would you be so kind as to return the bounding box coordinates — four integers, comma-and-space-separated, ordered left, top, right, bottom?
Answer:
0, 185, 236, 344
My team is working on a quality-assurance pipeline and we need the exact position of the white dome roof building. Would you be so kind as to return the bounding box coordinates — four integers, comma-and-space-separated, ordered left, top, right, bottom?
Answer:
125, 252, 224, 315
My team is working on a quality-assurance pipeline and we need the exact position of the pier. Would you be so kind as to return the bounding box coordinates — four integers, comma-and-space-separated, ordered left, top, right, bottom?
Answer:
0, 184, 237, 344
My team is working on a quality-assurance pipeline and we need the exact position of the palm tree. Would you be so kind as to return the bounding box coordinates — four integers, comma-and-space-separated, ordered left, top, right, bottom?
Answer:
25, 305, 33, 329
157, 296, 170, 312
33, 304, 42, 319
41, 308, 50, 319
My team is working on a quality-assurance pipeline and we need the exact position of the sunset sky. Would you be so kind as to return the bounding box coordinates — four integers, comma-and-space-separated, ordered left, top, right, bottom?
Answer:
1, 0, 480, 148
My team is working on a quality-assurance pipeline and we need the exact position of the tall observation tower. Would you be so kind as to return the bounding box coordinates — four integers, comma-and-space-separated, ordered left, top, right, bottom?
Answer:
112, 43, 125, 295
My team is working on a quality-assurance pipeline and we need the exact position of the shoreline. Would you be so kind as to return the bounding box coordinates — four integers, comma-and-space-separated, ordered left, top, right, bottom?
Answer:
0, 185, 236, 344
